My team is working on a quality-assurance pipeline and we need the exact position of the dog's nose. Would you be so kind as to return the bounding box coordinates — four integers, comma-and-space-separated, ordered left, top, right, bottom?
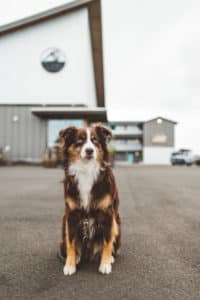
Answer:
86, 148, 94, 155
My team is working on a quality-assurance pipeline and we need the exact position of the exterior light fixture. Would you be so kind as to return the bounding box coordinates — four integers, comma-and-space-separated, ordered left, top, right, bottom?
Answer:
4, 145, 11, 152
157, 118, 163, 124
13, 115, 19, 122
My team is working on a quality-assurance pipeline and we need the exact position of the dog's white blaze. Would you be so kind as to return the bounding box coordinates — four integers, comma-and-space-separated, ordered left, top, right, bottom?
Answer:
80, 128, 97, 159
69, 159, 100, 210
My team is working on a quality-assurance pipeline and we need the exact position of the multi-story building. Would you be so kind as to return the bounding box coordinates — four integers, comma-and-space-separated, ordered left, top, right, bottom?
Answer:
107, 117, 177, 164
108, 122, 143, 163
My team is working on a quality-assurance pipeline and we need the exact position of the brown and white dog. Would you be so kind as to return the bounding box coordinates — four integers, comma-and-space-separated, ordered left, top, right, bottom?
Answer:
59, 124, 121, 275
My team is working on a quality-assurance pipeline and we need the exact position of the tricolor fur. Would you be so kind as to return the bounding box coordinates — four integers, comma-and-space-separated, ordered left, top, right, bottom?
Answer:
59, 124, 121, 275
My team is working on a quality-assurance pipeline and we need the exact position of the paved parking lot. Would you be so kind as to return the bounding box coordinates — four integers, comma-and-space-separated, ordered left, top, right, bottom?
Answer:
0, 165, 200, 300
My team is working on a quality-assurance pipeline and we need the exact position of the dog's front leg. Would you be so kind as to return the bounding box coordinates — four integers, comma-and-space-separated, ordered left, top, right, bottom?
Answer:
99, 215, 118, 275
63, 217, 76, 276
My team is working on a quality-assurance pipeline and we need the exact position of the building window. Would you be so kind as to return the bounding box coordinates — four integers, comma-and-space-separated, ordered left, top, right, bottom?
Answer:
41, 48, 66, 73
48, 119, 83, 147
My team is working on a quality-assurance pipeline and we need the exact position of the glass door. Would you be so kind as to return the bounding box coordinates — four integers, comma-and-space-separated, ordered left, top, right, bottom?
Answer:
48, 119, 83, 147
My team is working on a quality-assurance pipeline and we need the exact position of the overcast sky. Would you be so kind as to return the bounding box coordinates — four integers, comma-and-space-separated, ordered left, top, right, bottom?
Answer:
1, 0, 200, 152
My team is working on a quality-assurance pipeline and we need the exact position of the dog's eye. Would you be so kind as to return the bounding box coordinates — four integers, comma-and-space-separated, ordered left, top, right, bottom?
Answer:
92, 137, 98, 145
76, 139, 83, 146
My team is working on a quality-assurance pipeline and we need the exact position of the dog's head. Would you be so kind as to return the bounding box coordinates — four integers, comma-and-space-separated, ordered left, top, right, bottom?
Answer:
59, 124, 112, 164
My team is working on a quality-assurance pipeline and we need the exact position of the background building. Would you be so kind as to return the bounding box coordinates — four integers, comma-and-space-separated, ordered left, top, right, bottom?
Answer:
107, 117, 177, 164
108, 121, 143, 163
0, 0, 106, 163
143, 117, 177, 164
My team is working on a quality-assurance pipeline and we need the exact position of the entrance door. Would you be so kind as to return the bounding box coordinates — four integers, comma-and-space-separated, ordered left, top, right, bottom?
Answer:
127, 152, 134, 163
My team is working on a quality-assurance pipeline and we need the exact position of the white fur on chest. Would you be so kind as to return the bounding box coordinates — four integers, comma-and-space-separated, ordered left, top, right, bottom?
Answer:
68, 160, 100, 210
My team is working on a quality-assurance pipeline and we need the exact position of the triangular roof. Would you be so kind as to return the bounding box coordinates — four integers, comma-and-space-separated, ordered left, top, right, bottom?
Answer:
144, 116, 177, 125
0, 0, 92, 33
0, 0, 105, 109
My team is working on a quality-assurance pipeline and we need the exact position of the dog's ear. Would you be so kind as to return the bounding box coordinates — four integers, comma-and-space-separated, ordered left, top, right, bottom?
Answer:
59, 126, 77, 146
94, 123, 112, 144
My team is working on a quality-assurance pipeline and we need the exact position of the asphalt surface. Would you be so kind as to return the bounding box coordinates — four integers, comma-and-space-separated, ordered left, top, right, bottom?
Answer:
1, 165, 200, 300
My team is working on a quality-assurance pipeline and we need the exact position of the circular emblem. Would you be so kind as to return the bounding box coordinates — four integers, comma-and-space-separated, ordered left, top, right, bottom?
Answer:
41, 48, 66, 73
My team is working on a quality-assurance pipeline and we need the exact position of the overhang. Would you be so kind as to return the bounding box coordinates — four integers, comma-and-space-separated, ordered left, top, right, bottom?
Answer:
31, 106, 107, 122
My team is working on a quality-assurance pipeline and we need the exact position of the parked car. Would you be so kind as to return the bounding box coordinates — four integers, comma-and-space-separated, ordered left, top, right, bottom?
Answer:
170, 149, 195, 166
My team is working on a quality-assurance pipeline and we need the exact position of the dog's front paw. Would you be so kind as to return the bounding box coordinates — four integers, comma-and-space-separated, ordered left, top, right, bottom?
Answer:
98, 262, 112, 274
111, 255, 115, 264
63, 264, 76, 276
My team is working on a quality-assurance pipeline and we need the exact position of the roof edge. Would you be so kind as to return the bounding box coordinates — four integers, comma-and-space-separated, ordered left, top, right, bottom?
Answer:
144, 116, 177, 125
0, 0, 93, 34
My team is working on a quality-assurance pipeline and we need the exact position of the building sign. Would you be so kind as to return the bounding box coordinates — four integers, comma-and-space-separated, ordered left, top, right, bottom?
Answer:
41, 48, 66, 73
152, 134, 167, 144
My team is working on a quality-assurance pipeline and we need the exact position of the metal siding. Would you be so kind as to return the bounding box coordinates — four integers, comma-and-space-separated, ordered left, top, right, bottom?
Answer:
7, 107, 14, 160
20, 107, 27, 158
0, 107, 5, 151
26, 108, 32, 160
13, 106, 19, 160
143, 119, 174, 147
0, 105, 47, 162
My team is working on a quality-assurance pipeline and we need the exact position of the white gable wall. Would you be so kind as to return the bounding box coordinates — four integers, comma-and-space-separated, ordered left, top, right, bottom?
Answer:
0, 8, 97, 106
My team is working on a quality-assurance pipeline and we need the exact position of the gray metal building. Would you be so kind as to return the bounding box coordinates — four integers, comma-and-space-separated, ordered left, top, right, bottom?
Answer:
143, 117, 175, 148
0, 105, 47, 162
0, 104, 106, 163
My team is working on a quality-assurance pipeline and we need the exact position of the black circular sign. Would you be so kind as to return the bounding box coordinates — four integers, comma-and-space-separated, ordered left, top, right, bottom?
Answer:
41, 48, 66, 73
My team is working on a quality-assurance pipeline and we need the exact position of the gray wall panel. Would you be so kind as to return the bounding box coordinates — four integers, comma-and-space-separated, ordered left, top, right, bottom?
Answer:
143, 118, 175, 147
0, 105, 47, 162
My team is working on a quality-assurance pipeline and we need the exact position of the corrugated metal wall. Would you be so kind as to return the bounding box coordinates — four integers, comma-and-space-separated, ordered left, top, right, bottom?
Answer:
0, 105, 47, 162
143, 119, 174, 147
